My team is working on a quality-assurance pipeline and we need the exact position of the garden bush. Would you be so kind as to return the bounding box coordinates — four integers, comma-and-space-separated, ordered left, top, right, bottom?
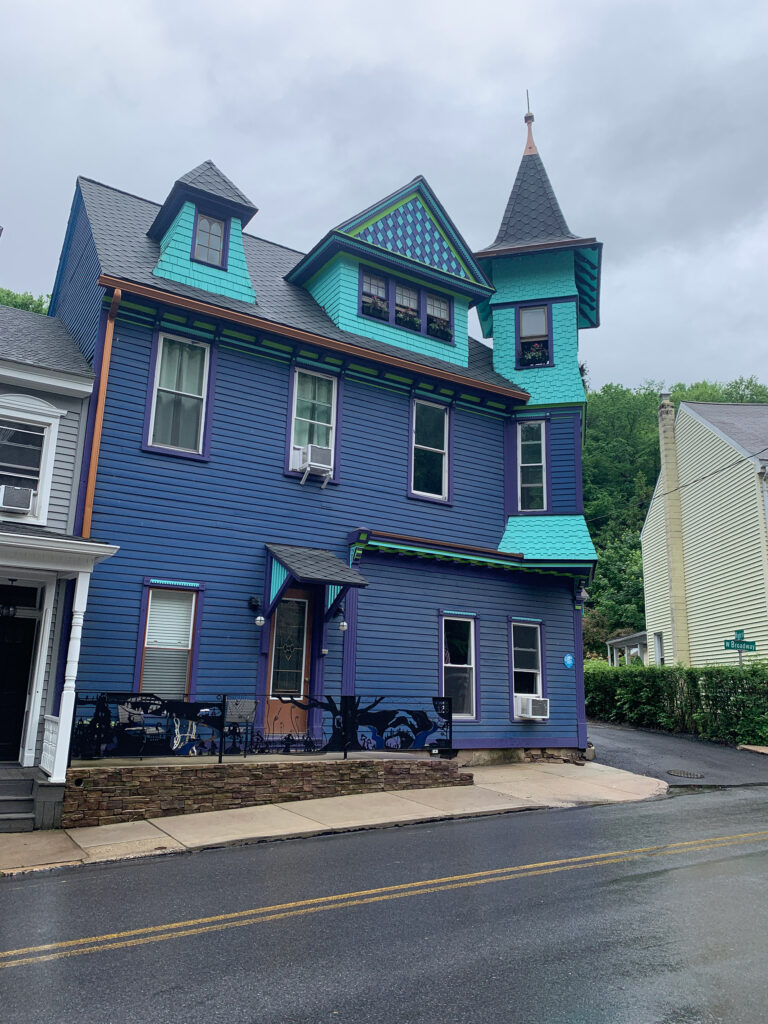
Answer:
584, 661, 768, 745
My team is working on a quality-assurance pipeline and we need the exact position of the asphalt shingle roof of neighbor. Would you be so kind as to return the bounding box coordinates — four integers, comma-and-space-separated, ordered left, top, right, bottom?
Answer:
0, 521, 111, 545
0, 304, 94, 378
684, 402, 768, 466
77, 177, 525, 397
266, 544, 368, 587
479, 151, 581, 254
178, 160, 257, 212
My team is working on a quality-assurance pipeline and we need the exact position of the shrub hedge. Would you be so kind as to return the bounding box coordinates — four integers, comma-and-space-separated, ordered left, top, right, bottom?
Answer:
584, 661, 768, 745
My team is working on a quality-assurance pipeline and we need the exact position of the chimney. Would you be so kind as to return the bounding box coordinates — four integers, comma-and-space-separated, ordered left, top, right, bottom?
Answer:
658, 394, 690, 665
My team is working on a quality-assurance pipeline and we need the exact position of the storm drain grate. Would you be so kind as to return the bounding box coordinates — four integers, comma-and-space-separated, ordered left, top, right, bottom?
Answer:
667, 769, 705, 779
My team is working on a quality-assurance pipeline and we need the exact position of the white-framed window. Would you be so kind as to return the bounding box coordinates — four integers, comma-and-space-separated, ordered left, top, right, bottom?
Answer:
411, 399, 448, 499
289, 369, 338, 472
518, 304, 550, 367
140, 588, 197, 699
148, 333, 210, 454
194, 214, 226, 267
654, 631, 665, 666
269, 598, 309, 696
361, 272, 388, 320
442, 616, 476, 718
518, 420, 546, 511
511, 622, 542, 697
0, 393, 65, 526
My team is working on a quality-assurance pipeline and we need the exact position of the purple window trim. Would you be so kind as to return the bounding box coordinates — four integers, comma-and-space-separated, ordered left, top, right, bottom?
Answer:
190, 208, 230, 272
438, 611, 480, 723
506, 417, 550, 516
283, 362, 343, 485
407, 397, 453, 505
515, 302, 555, 370
574, 411, 584, 513
142, 328, 216, 461
357, 266, 456, 347
508, 617, 547, 721
132, 578, 206, 699
341, 586, 359, 696
573, 604, 587, 748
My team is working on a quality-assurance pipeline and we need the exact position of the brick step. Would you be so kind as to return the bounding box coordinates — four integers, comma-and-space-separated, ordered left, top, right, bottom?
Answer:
0, 795, 34, 815
0, 813, 35, 833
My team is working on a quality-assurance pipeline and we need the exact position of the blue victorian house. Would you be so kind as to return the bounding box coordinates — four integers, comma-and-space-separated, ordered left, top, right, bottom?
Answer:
47, 111, 600, 761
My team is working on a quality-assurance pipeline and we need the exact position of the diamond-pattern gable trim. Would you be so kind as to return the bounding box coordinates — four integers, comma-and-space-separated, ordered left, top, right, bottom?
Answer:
351, 196, 468, 280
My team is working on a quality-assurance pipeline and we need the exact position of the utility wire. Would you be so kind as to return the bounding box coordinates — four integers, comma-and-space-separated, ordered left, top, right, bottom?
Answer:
585, 443, 768, 526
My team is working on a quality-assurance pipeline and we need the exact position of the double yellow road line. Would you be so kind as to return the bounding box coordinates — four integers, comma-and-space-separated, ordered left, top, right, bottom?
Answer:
2, 828, 767, 970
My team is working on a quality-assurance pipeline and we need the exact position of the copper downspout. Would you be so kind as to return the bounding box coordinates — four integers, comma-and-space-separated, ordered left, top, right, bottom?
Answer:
82, 288, 122, 538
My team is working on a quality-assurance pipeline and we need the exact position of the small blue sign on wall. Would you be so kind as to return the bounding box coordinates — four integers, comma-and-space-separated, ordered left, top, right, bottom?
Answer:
563, 654, 575, 669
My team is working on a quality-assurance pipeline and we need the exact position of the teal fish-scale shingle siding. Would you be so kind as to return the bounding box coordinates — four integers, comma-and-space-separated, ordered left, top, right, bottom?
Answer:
153, 202, 256, 304
499, 515, 596, 562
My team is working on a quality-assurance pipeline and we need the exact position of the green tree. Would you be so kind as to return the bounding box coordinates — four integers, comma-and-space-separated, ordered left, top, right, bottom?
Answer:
583, 531, 645, 656
0, 287, 49, 314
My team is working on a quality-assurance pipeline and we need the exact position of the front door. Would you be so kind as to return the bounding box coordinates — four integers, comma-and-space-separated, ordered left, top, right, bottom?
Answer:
265, 590, 313, 738
0, 617, 37, 761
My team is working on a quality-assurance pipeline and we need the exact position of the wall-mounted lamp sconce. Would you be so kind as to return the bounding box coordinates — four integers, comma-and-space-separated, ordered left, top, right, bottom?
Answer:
248, 596, 265, 627
334, 605, 348, 632
575, 586, 590, 605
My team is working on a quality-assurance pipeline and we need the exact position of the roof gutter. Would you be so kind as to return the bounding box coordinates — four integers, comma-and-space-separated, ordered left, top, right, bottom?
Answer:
96, 274, 529, 403
82, 288, 121, 538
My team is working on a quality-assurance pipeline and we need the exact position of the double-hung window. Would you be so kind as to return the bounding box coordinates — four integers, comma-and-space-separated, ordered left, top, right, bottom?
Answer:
395, 284, 421, 331
140, 588, 198, 699
511, 622, 542, 697
359, 269, 454, 343
289, 369, 337, 473
361, 272, 388, 320
518, 305, 550, 367
149, 334, 210, 455
426, 293, 452, 342
518, 420, 546, 511
0, 394, 63, 525
193, 214, 227, 267
442, 616, 476, 718
411, 400, 448, 500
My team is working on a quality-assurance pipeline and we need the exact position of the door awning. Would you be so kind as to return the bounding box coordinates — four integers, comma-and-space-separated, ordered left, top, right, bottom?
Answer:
264, 544, 368, 618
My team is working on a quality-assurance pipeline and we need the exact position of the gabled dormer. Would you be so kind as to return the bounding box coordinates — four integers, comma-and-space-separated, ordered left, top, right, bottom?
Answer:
286, 177, 493, 367
147, 160, 257, 304
475, 112, 602, 407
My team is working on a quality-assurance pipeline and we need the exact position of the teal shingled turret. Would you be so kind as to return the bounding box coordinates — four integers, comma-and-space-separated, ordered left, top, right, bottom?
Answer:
475, 110, 602, 409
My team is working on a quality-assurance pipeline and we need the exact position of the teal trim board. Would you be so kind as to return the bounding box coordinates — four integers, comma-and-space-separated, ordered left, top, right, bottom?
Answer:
499, 515, 597, 562
153, 202, 256, 304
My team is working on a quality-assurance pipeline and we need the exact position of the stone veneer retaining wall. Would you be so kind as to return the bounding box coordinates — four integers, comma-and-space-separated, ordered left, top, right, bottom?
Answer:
61, 759, 473, 828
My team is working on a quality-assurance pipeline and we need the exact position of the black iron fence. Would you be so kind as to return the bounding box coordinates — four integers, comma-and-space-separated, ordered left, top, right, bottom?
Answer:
70, 691, 453, 761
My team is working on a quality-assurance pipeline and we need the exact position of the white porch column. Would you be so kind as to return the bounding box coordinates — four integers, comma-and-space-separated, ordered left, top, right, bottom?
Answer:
49, 571, 91, 784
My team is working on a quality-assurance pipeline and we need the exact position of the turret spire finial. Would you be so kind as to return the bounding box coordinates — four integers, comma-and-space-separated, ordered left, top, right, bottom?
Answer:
523, 91, 537, 155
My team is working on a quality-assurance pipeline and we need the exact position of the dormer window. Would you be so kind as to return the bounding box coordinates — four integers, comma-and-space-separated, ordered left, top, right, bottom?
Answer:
395, 285, 421, 331
518, 305, 550, 367
361, 273, 388, 320
193, 213, 227, 268
426, 293, 452, 342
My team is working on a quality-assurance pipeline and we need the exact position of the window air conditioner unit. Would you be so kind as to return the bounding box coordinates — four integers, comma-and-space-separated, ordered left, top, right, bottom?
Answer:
0, 485, 34, 514
514, 695, 550, 720
299, 444, 333, 487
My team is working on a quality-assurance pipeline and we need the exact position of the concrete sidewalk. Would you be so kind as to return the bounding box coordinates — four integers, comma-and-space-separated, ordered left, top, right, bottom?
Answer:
0, 761, 666, 876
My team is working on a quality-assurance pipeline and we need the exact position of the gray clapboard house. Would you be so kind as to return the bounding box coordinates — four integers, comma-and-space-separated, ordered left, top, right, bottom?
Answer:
0, 305, 116, 829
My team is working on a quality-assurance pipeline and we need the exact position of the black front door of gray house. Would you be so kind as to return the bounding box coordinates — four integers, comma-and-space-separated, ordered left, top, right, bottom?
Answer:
0, 617, 36, 761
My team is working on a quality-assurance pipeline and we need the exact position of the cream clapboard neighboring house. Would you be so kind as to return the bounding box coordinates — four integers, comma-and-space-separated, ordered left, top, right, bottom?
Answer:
642, 396, 768, 667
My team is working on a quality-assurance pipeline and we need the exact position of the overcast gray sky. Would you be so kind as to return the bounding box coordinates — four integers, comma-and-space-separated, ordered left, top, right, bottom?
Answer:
1, 0, 766, 389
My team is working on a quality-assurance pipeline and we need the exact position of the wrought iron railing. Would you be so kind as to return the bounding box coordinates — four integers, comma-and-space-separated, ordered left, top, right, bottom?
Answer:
69, 691, 453, 761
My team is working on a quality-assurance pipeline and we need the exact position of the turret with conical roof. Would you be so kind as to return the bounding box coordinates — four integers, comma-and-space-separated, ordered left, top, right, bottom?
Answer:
475, 110, 602, 407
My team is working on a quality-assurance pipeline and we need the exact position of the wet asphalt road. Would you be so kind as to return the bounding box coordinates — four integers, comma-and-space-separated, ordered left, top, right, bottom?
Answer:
588, 720, 768, 786
2, 786, 768, 1024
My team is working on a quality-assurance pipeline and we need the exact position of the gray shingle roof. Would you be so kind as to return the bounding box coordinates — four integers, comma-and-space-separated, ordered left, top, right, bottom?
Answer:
0, 304, 94, 378
266, 544, 368, 587
178, 160, 257, 212
684, 403, 768, 464
485, 151, 577, 252
78, 177, 524, 397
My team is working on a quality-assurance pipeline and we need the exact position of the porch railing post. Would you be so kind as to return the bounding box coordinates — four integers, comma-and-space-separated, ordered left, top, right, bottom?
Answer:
50, 571, 91, 784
